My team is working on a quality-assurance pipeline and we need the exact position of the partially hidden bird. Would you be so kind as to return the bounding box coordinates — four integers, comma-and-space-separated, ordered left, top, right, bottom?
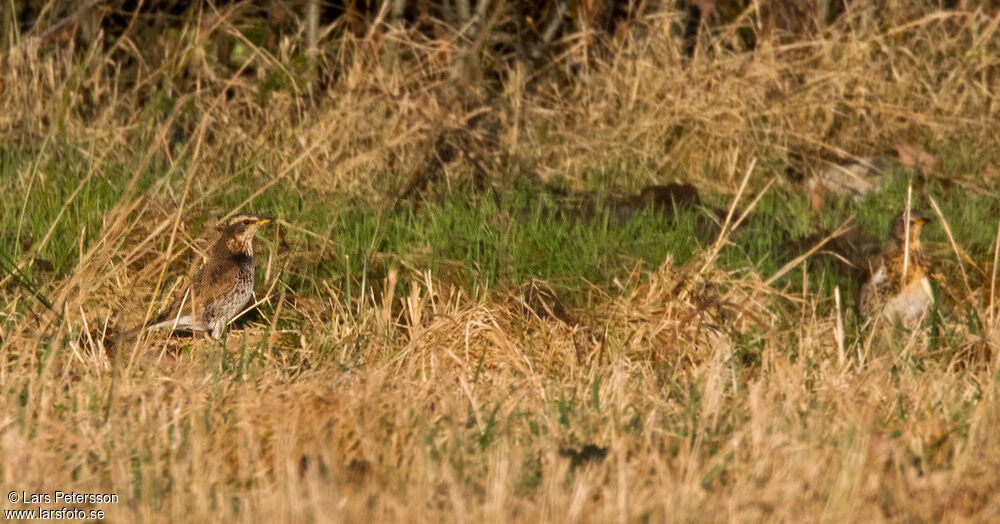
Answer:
144, 213, 272, 339
858, 209, 933, 328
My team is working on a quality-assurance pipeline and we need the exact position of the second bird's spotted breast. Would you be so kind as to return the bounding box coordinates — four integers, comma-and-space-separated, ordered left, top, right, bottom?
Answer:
884, 276, 933, 324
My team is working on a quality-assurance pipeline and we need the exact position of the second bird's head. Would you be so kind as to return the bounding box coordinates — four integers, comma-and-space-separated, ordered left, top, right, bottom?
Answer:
890, 209, 930, 244
220, 213, 273, 255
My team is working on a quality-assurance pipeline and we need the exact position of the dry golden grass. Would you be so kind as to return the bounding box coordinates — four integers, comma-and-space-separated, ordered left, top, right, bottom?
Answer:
2, 2, 1000, 522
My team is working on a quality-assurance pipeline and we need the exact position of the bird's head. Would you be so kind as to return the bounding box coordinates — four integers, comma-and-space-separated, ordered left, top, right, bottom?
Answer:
890, 209, 930, 245
219, 213, 273, 255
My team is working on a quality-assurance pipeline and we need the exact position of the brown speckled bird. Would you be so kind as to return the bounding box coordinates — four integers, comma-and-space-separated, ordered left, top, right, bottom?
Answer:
147, 213, 271, 339
858, 209, 933, 327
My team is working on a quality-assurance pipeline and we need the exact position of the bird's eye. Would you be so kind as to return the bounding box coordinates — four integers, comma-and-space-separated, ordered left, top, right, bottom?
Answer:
243, 219, 252, 225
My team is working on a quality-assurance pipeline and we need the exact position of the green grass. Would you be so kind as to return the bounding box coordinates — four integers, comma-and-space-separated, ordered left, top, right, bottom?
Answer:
3, 141, 998, 327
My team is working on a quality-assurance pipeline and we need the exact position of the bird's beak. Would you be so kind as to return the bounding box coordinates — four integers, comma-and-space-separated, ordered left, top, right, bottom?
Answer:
257, 217, 273, 226
915, 218, 928, 225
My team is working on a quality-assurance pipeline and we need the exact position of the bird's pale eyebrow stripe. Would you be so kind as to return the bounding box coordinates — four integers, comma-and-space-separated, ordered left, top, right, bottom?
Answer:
228, 214, 257, 224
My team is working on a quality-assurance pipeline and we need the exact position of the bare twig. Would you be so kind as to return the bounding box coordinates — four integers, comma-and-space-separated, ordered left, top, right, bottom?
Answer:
927, 195, 972, 298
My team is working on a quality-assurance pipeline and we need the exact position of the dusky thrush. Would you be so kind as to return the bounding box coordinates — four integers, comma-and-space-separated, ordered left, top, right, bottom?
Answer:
858, 209, 933, 327
146, 213, 271, 339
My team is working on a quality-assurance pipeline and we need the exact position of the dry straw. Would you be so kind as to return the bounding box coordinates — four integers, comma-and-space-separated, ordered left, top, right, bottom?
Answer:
1, 2, 999, 521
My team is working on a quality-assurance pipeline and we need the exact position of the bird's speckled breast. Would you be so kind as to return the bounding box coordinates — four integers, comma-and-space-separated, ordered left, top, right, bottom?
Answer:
205, 263, 255, 329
